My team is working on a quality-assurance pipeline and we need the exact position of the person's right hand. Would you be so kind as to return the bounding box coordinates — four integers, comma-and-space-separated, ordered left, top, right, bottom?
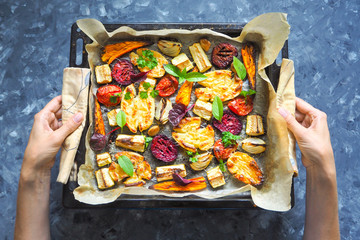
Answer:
278, 97, 334, 171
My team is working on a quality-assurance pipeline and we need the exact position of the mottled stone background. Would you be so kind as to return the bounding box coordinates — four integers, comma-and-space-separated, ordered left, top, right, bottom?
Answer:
0, 0, 359, 239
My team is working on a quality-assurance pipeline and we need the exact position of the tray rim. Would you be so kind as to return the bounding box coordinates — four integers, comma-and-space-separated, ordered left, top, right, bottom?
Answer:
63, 22, 293, 209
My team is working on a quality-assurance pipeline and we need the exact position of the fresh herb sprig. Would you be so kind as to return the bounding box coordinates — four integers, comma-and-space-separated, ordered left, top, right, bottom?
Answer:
116, 110, 126, 133
164, 64, 207, 84
145, 136, 153, 149
219, 159, 226, 172
124, 92, 132, 100
240, 89, 256, 98
212, 95, 223, 121
137, 50, 158, 69
186, 151, 199, 163
117, 155, 134, 176
221, 131, 241, 147
110, 93, 121, 103
233, 56, 247, 80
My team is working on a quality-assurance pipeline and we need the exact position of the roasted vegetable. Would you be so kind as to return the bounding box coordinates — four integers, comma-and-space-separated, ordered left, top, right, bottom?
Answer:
115, 151, 152, 180
95, 168, 115, 190
107, 109, 120, 127
157, 40, 182, 57
108, 162, 129, 183
195, 70, 243, 102
211, 43, 238, 69
193, 99, 212, 121
172, 117, 215, 153
96, 152, 112, 167
212, 110, 242, 135
228, 96, 253, 116
241, 44, 256, 90
151, 135, 178, 162
120, 84, 137, 133
213, 139, 238, 161
246, 115, 264, 136
147, 125, 160, 136
227, 152, 263, 186
241, 138, 266, 154
189, 152, 213, 171
115, 134, 145, 152
171, 53, 194, 72
123, 172, 146, 187
96, 85, 122, 107
102, 41, 150, 64
137, 78, 156, 132
199, 38, 211, 52
149, 177, 206, 192
111, 59, 135, 86
130, 48, 168, 78
206, 166, 226, 188
155, 74, 179, 97
155, 98, 172, 124
168, 103, 193, 127
175, 80, 193, 106
94, 99, 106, 135
155, 164, 186, 182
95, 64, 112, 84
189, 43, 212, 73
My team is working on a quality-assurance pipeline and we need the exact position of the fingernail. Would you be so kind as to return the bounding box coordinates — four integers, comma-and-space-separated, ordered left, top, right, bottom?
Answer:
278, 107, 289, 118
73, 112, 83, 123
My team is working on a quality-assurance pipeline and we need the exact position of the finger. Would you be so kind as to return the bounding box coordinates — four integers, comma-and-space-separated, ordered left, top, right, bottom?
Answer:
295, 110, 305, 122
54, 112, 84, 141
295, 97, 318, 116
43, 95, 62, 113
55, 108, 62, 119
278, 107, 304, 137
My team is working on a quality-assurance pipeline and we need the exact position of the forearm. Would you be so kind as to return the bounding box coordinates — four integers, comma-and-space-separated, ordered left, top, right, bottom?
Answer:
303, 158, 340, 240
15, 163, 52, 240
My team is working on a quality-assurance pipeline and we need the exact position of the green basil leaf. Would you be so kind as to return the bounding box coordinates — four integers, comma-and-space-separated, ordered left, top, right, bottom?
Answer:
117, 155, 134, 177
124, 92, 132, 100
140, 91, 148, 99
181, 68, 187, 77
179, 76, 186, 84
212, 95, 223, 121
240, 89, 257, 98
185, 72, 208, 82
164, 64, 181, 77
233, 56, 247, 80
248, 89, 256, 95
150, 89, 159, 98
116, 110, 126, 132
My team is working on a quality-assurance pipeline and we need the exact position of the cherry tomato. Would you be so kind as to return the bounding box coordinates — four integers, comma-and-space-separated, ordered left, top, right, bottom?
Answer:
155, 74, 178, 97
96, 85, 122, 107
213, 139, 238, 161
228, 96, 253, 116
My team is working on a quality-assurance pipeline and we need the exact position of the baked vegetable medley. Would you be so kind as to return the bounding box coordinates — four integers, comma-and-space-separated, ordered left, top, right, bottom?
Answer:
90, 37, 266, 193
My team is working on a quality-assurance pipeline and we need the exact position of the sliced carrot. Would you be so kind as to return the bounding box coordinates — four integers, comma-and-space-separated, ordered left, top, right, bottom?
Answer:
94, 99, 106, 135
101, 41, 151, 64
241, 44, 256, 90
149, 177, 207, 192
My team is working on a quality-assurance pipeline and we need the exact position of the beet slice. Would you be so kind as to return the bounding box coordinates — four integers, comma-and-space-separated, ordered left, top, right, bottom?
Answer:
111, 59, 135, 85
212, 43, 238, 69
151, 135, 178, 162
213, 110, 242, 135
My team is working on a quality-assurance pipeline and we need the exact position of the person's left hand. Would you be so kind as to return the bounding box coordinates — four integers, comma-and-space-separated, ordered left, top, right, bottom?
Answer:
22, 95, 83, 173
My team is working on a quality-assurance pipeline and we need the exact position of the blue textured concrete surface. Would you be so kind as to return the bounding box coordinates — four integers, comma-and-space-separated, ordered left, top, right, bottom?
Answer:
0, 0, 359, 239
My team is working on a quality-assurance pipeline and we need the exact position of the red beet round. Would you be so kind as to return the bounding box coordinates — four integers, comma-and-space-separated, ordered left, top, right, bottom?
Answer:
212, 43, 238, 69
213, 110, 242, 135
111, 59, 135, 85
151, 135, 178, 162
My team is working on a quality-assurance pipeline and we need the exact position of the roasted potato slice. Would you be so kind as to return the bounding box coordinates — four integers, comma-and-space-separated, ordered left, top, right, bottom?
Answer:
195, 70, 243, 102
227, 152, 263, 186
115, 151, 152, 180
137, 78, 156, 132
121, 84, 137, 133
130, 48, 168, 78
108, 162, 129, 183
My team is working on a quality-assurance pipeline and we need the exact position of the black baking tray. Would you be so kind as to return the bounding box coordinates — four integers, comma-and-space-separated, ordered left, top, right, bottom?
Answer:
63, 22, 293, 209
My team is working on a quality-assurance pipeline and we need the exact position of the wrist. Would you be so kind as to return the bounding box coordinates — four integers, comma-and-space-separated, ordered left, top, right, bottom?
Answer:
20, 158, 52, 184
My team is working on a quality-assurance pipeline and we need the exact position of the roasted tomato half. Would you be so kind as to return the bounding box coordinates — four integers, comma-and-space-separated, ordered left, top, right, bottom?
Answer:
228, 96, 253, 116
213, 110, 242, 135
96, 85, 122, 107
151, 135, 178, 162
211, 43, 238, 69
213, 139, 238, 161
155, 74, 179, 97
111, 59, 135, 85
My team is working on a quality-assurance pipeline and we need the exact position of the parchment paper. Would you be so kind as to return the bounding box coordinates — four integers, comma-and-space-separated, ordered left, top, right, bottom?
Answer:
72, 12, 296, 211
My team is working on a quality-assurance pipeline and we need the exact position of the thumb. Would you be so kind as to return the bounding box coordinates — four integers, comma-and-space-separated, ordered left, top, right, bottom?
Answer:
278, 107, 303, 137
55, 112, 84, 141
